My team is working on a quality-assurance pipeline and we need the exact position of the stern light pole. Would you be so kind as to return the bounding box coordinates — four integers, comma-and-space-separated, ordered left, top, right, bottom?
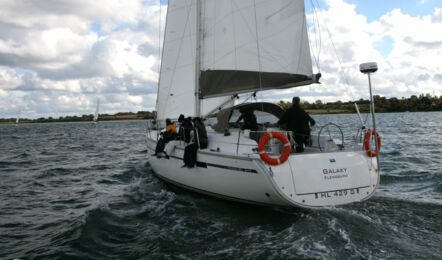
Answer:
360, 62, 380, 167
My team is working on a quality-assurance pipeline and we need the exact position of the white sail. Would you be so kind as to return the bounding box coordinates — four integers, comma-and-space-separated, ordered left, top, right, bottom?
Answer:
156, 0, 316, 119
200, 0, 315, 97
93, 99, 99, 122
157, 0, 198, 120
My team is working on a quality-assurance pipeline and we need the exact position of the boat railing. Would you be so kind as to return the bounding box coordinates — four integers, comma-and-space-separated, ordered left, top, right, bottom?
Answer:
316, 123, 345, 152
232, 129, 292, 155
145, 119, 159, 140
312, 122, 370, 153
231, 124, 365, 155
147, 119, 368, 155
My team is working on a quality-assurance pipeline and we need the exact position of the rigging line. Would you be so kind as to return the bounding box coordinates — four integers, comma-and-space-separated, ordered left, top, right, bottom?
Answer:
158, 0, 162, 78
253, 0, 264, 113
310, 1, 318, 70
265, 1, 294, 20
204, 22, 293, 72
212, 0, 216, 72
230, 0, 238, 70
155, 0, 163, 118
309, 0, 322, 72
313, 0, 357, 102
295, 6, 307, 77
223, 1, 290, 73
158, 0, 194, 118
240, 92, 257, 104
314, 1, 322, 72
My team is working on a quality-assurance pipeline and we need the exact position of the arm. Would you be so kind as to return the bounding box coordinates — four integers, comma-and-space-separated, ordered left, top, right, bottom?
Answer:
308, 114, 315, 126
235, 115, 244, 125
278, 111, 288, 125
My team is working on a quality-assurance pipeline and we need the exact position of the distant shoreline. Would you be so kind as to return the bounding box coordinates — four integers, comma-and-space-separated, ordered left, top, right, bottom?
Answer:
0, 111, 154, 124
1, 110, 441, 125
2, 94, 441, 124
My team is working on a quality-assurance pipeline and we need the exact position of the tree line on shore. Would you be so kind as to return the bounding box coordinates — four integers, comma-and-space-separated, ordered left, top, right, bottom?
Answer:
0, 111, 154, 124
1, 94, 441, 124
278, 94, 442, 114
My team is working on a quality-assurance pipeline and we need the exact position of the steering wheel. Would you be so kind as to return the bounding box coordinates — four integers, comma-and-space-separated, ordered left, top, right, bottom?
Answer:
317, 123, 344, 152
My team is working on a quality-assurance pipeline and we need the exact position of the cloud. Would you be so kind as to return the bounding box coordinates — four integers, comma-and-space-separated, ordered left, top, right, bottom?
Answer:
0, 0, 441, 118
0, 0, 164, 118
299, 0, 442, 104
432, 8, 442, 23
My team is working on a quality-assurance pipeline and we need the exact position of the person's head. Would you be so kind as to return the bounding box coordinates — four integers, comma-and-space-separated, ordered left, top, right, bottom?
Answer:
178, 114, 185, 123
292, 96, 300, 106
165, 118, 172, 125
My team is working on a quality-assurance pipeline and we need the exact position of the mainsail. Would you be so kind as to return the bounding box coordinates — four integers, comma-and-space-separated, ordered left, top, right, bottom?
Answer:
157, 0, 317, 120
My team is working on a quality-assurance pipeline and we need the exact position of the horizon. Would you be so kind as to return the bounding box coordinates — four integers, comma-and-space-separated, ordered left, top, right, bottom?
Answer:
0, 0, 441, 119
1, 93, 440, 121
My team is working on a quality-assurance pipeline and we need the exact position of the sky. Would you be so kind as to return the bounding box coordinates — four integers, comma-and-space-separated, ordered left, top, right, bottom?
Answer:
0, 0, 441, 119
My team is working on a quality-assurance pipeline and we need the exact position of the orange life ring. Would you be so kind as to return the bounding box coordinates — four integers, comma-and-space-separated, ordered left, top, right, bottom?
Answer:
363, 128, 381, 157
258, 131, 291, 165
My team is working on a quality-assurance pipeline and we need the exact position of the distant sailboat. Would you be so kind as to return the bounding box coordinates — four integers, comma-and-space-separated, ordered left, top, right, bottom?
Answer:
15, 112, 20, 126
92, 99, 99, 124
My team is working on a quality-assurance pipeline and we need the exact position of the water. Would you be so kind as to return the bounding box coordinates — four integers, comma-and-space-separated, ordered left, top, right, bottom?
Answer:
1, 113, 441, 259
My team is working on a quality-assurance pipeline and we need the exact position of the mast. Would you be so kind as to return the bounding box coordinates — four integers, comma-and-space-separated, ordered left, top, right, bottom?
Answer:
194, 0, 202, 117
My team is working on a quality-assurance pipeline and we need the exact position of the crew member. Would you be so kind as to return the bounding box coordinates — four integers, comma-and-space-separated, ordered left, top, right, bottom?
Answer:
278, 96, 315, 152
154, 118, 177, 157
235, 109, 258, 131
183, 117, 208, 168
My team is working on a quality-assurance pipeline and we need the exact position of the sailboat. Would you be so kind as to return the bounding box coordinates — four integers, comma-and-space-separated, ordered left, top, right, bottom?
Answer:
15, 112, 20, 126
92, 99, 99, 124
146, 0, 381, 208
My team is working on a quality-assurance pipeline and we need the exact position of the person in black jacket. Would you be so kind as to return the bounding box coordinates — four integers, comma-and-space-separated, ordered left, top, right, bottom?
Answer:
278, 96, 315, 152
182, 117, 208, 168
235, 109, 258, 131
192, 117, 208, 149
177, 114, 192, 143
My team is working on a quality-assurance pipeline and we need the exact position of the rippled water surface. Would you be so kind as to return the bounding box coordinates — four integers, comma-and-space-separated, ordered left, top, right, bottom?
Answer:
1, 113, 441, 259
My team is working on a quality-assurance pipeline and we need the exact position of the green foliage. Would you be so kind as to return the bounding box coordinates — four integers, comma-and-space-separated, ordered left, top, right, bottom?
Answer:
0, 111, 155, 124
277, 94, 442, 114
1, 94, 441, 124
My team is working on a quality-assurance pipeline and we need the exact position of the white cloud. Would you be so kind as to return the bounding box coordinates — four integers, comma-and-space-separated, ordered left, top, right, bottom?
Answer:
0, 0, 164, 118
298, 0, 442, 104
0, 67, 22, 90
0, 0, 440, 118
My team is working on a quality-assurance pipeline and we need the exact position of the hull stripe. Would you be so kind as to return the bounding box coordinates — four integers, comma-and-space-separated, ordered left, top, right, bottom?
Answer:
166, 155, 258, 174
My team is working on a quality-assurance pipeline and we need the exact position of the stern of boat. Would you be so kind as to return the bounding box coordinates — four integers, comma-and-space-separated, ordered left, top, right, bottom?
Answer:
260, 151, 379, 208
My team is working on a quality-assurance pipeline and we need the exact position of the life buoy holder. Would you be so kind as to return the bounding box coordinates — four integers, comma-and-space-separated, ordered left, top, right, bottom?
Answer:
363, 128, 381, 157
258, 131, 291, 165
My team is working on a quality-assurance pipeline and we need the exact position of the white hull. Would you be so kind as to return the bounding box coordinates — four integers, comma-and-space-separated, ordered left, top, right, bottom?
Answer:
146, 129, 379, 208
